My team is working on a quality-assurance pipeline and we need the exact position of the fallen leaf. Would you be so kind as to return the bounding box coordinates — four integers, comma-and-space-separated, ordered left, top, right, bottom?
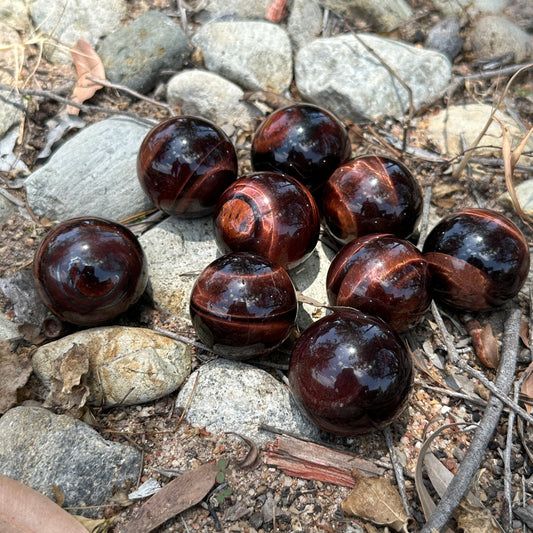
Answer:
18, 322, 45, 345
227, 432, 260, 469
123, 461, 217, 533
520, 317, 530, 348
38, 113, 86, 159
73, 515, 116, 533
520, 361, 533, 414
463, 315, 499, 369
43, 344, 90, 411
0, 474, 88, 533
51, 484, 65, 507
456, 499, 504, 532
0, 340, 32, 414
67, 39, 105, 115
341, 472, 409, 532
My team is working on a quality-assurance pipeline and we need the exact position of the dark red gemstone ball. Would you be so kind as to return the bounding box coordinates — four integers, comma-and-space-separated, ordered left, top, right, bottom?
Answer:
137, 116, 238, 218
326, 234, 431, 332
322, 155, 423, 247
33, 217, 148, 326
251, 103, 351, 193
189, 252, 298, 359
422, 208, 530, 311
213, 172, 321, 270
289, 309, 413, 436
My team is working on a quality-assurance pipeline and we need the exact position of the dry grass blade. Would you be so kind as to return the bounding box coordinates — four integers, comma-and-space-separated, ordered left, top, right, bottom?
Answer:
520, 361, 533, 414
67, 39, 105, 115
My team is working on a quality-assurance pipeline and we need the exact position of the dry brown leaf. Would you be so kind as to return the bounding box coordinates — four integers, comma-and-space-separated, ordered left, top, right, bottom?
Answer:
456, 500, 504, 532
123, 461, 217, 533
521, 361, 533, 414
341, 472, 409, 532
520, 317, 530, 348
227, 432, 260, 469
0, 474, 88, 533
0, 340, 33, 414
43, 344, 90, 411
67, 39, 105, 115
463, 316, 499, 369
51, 484, 65, 507
73, 514, 116, 533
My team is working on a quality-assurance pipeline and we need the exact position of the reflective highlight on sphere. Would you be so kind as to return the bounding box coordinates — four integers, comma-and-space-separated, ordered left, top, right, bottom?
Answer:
422, 208, 530, 311
137, 116, 238, 217
289, 309, 413, 436
34, 217, 148, 326
213, 172, 321, 270
251, 103, 351, 193
327, 234, 431, 332
322, 155, 423, 247
189, 252, 298, 359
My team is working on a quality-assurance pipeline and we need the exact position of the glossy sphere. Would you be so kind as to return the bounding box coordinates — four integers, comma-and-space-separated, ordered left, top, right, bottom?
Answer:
34, 217, 148, 326
137, 116, 238, 217
213, 172, 320, 270
289, 309, 413, 436
327, 234, 431, 332
190, 252, 297, 359
422, 208, 530, 311
322, 155, 423, 247
251, 103, 351, 193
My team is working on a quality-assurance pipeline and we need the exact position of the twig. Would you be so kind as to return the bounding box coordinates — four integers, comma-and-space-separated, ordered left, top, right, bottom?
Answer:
422, 385, 487, 407
87, 76, 176, 116
153, 325, 217, 354
0, 187, 25, 207
417, 185, 433, 249
383, 426, 411, 518
421, 305, 522, 533
0, 82, 157, 125
177, 0, 189, 35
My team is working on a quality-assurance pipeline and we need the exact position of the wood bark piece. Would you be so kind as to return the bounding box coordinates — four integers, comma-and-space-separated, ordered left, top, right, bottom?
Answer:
264, 434, 384, 487
123, 461, 217, 533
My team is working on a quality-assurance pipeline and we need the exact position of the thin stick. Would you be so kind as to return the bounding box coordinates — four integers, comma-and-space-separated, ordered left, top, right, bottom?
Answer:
0, 187, 25, 207
383, 426, 411, 518
422, 384, 488, 407
421, 305, 522, 532
417, 185, 433, 249
154, 325, 217, 354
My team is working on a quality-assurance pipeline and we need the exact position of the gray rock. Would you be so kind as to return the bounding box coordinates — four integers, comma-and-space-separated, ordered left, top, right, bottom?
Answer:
423, 102, 533, 164
295, 33, 452, 121
176, 359, 320, 445
425, 18, 463, 60
432, 0, 505, 17
288, 0, 323, 51
500, 180, 533, 216
192, 21, 293, 93
199, 0, 271, 20
29, 0, 126, 64
320, 0, 412, 31
0, 406, 141, 517
139, 216, 219, 317
0, 313, 19, 340
0, 0, 31, 31
166, 69, 260, 129
0, 91, 23, 139
471, 15, 532, 62
97, 11, 190, 94
0, 194, 17, 223
24, 116, 154, 222
32, 326, 192, 407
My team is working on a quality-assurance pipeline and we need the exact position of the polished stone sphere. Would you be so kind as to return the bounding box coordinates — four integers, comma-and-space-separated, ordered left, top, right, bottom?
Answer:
422, 208, 530, 311
33, 217, 148, 326
322, 155, 423, 247
189, 252, 298, 359
251, 103, 351, 193
137, 115, 238, 217
327, 234, 431, 332
289, 309, 413, 436
213, 171, 321, 270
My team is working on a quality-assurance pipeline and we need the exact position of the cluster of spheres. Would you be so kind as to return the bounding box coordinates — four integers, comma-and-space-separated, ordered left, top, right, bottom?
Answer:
34, 103, 530, 437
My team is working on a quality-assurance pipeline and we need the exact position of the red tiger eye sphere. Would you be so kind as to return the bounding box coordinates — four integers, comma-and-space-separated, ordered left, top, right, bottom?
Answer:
251, 103, 351, 193
326, 234, 431, 332
289, 309, 413, 436
137, 116, 238, 217
322, 155, 423, 247
33, 217, 148, 327
422, 208, 530, 311
213, 172, 321, 270
189, 252, 298, 359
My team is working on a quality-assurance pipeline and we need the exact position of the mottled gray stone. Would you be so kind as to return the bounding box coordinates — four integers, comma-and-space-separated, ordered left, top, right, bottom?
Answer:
166, 69, 260, 129
500, 180, 533, 216
32, 326, 192, 407
199, 0, 271, 19
432, 0, 505, 17
471, 15, 532, 62
0, 313, 18, 340
97, 11, 190, 94
0, 91, 23, 139
192, 21, 292, 93
0, 0, 31, 31
295, 33, 452, 121
176, 359, 320, 445
425, 18, 463, 60
24, 116, 154, 222
0, 406, 141, 517
320, 0, 412, 31
139, 216, 219, 317
29, 0, 127, 64
0, 194, 17, 223
288, 0, 323, 51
